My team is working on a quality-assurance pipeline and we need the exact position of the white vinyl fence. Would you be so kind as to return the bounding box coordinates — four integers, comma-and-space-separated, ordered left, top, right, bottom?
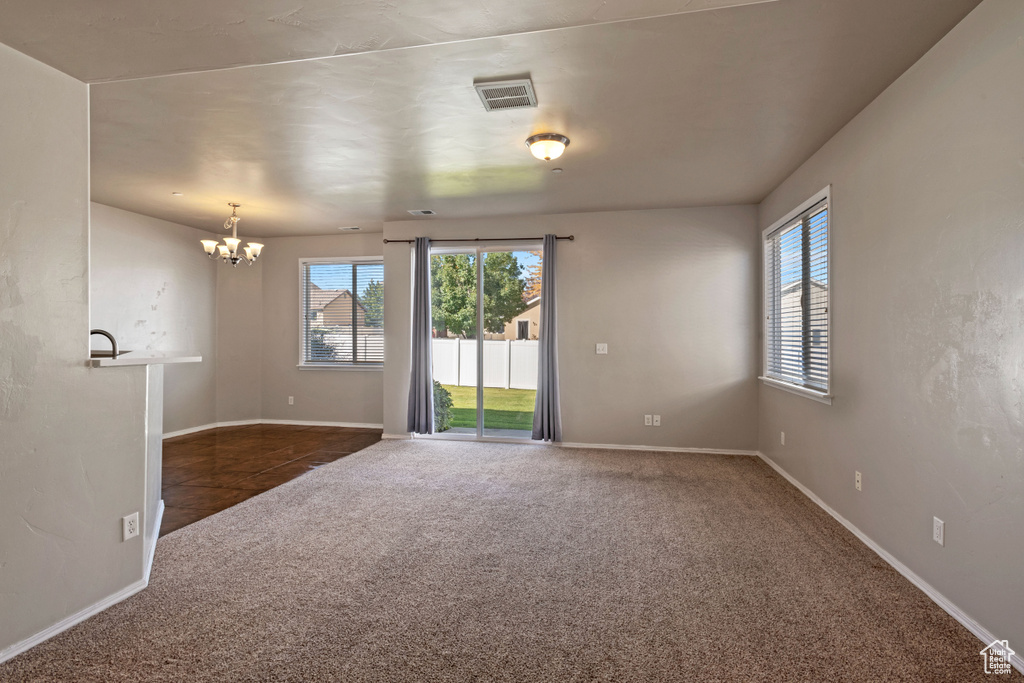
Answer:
432, 339, 538, 390
319, 331, 384, 362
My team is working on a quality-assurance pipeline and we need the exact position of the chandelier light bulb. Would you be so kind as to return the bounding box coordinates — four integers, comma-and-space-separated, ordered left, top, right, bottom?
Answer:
224, 237, 241, 254
248, 242, 264, 258
200, 240, 219, 256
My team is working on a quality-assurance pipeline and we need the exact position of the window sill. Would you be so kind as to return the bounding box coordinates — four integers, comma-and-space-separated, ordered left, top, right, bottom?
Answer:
759, 376, 832, 405
298, 363, 383, 372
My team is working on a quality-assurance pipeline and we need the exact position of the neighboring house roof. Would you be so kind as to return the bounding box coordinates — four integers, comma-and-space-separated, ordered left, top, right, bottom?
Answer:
780, 279, 827, 296
307, 283, 345, 310
307, 285, 360, 311
323, 290, 366, 312
523, 296, 541, 310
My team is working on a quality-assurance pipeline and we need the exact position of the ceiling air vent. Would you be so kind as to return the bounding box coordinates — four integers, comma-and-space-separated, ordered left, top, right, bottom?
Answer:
474, 79, 537, 112
408, 209, 436, 216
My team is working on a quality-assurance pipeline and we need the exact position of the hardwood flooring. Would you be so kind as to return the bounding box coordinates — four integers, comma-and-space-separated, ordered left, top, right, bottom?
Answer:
160, 424, 382, 536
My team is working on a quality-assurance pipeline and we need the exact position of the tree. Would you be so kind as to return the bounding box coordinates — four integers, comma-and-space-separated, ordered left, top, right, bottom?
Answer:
523, 250, 543, 300
482, 251, 526, 333
431, 254, 477, 337
360, 280, 384, 328
430, 252, 527, 337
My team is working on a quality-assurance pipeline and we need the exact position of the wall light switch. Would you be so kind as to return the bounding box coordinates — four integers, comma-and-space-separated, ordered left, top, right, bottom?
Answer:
596, 343, 608, 355
288, 396, 295, 405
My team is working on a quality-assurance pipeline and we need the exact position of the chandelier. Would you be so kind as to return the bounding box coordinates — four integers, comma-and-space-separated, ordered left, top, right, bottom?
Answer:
200, 203, 264, 266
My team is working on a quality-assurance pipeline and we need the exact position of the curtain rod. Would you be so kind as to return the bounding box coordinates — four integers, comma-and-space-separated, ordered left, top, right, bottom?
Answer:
382, 235, 574, 244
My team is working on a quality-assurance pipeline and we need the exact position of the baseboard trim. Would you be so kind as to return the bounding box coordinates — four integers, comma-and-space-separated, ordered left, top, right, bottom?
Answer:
0, 576, 148, 665
0, 501, 165, 665
560, 442, 760, 456
384, 434, 758, 455
758, 452, 1023, 675
260, 419, 384, 429
143, 500, 164, 585
163, 419, 383, 439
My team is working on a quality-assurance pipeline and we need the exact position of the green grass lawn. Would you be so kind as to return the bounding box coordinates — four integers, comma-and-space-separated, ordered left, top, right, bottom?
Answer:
441, 385, 536, 431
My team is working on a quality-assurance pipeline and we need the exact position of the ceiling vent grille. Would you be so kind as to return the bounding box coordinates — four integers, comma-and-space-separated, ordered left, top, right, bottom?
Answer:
407, 209, 436, 216
474, 79, 537, 112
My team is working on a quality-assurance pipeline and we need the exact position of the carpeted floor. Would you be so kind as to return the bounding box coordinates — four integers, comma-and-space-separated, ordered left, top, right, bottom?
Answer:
1, 441, 1004, 681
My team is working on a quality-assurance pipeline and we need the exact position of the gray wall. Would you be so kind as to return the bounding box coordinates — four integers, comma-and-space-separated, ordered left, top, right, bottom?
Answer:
757, 0, 1023, 652
258, 233, 384, 425
382, 207, 760, 450
0, 43, 147, 655
90, 203, 218, 433
214, 255, 264, 423
209, 232, 385, 426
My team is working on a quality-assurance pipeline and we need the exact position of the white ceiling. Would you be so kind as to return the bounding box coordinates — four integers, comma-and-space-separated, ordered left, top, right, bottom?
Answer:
3, 0, 982, 237
0, 0, 777, 82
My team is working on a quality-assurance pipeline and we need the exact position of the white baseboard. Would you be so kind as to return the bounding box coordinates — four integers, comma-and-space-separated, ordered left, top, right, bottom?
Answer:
390, 433, 759, 455
758, 452, 1023, 676
164, 419, 383, 439
143, 500, 164, 585
260, 419, 384, 429
0, 577, 148, 665
560, 441, 760, 456
0, 501, 166, 666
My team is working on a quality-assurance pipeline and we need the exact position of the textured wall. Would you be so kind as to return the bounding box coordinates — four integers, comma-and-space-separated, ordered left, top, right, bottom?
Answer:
0, 44, 147, 655
214, 254, 263, 423
382, 206, 760, 450
89, 203, 218, 433
757, 0, 1023, 652
257, 233, 384, 426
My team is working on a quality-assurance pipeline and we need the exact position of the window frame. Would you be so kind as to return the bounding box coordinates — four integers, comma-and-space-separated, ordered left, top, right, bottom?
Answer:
760, 185, 833, 405
298, 256, 385, 371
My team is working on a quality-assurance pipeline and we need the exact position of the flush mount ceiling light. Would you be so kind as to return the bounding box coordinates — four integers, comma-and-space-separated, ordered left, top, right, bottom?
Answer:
526, 133, 570, 161
200, 203, 264, 267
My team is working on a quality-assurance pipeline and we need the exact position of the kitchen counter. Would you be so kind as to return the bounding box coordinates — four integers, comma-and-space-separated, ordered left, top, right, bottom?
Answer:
89, 351, 202, 367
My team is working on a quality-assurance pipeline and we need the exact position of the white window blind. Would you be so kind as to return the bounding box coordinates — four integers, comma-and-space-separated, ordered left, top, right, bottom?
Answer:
301, 260, 384, 365
764, 198, 829, 393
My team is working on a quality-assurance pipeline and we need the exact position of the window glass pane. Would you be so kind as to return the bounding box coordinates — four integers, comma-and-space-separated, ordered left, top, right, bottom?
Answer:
302, 260, 383, 364
764, 199, 828, 393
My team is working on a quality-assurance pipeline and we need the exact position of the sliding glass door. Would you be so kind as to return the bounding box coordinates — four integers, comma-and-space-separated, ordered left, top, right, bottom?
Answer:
430, 245, 540, 439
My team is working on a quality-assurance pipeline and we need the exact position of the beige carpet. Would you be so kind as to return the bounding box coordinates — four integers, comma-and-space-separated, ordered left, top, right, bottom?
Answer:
1, 441, 1003, 682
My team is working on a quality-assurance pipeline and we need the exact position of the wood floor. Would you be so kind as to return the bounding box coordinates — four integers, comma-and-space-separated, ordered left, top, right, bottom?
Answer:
160, 424, 383, 536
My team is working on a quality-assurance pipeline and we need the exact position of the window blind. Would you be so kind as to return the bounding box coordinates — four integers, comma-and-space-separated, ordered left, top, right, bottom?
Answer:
764, 198, 829, 392
301, 260, 384, 365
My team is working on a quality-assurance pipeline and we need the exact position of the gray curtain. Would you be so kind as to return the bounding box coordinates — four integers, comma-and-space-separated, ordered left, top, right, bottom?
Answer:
407, 237, 434, 434
532, 234, 562, 442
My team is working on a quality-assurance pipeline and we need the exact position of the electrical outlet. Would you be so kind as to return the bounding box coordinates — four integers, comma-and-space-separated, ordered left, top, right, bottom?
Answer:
933, 517, 944, 546
644, 414, 652, 426
122, 512, 139, 542
288, 396, 294, 405
855, 471, 862, 491
653, 415, 661, 426
596, 343, 608, 355
781, 431, 785, 445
